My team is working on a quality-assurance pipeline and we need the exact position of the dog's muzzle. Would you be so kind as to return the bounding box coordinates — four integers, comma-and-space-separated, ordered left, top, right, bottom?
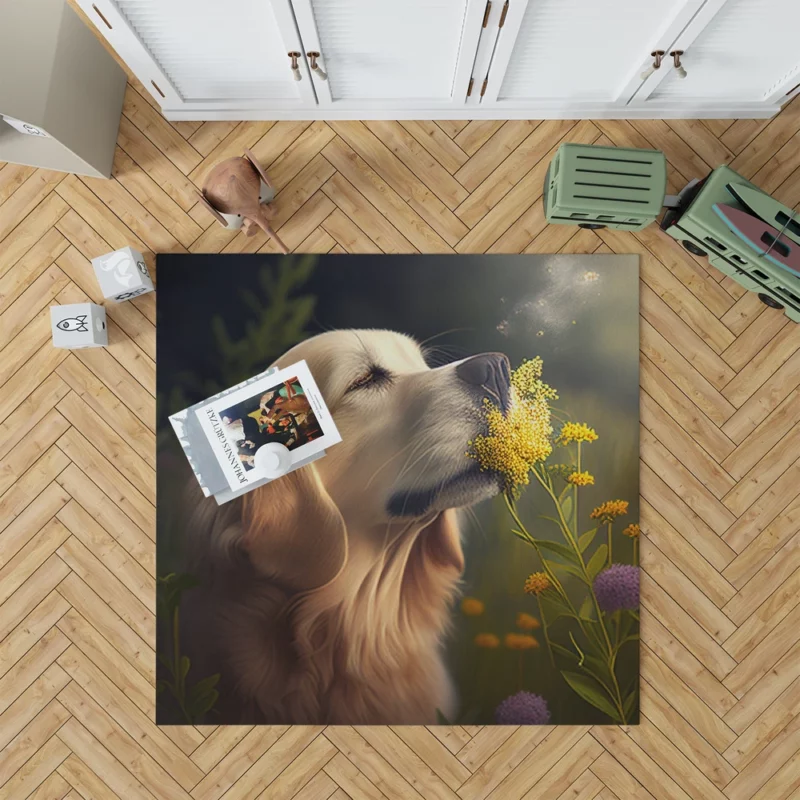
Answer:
456, 353, 512, 412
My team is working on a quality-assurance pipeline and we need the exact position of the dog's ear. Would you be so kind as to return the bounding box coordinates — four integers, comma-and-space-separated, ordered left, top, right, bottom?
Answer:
240, 463, 347, 592
420, 509, 464, 573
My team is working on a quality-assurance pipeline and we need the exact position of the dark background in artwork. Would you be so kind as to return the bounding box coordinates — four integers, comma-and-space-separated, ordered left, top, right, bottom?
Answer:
156, 253, 640, 725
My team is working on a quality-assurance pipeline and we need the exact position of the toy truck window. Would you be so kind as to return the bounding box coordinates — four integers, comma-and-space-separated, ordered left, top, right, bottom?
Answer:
760, 233, 791, 259
704, 236, 727, 251
776, 212, 800, 239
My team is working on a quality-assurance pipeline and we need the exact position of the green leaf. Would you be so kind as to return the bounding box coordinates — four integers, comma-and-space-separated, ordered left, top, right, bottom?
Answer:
180, 656, 191, 682
157, 653, 174, 675
579, 596, 594, 620
561, 671, 622, 722
536, 538, 581, 564
187, 674, 220, 705
458, 707, 482, 725
549, 642, 579, 664
582, 619, 608, 654
561, 495, 574, 528
190, 689, 219, 719
623, 689, 638, 721
539, 591, 574, 621
552, 562, 589, 583
586, 545, 608, 580
578, 528, 598, 553
540, 515, 564, 532
435, 708, 451, 725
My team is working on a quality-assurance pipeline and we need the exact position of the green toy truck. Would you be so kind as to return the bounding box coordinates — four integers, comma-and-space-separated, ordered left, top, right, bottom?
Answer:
544, 143, 800, 323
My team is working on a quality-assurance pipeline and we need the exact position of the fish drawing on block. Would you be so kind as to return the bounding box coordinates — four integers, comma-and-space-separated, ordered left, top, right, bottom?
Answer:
56, 315, 89, 332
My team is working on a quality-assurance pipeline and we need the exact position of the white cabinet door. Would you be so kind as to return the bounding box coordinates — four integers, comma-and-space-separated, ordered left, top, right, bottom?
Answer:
289, 0, 486, 110
632, 0, 800, 110
479, 0, 705, 110
76, 0, 317, 113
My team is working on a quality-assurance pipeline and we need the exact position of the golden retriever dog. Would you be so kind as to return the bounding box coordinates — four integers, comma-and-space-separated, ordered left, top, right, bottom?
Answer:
181, 329, 511, 724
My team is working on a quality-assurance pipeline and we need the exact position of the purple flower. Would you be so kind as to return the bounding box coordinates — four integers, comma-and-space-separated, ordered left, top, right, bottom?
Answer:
494, 691, 551, 725
593, 564, 639, 613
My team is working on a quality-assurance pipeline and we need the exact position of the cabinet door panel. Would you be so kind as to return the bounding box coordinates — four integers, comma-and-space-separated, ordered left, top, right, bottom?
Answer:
483, 0, 702, 106
77, 0, 315, 110
292, 0, 485, 107
645, 0, 800, 104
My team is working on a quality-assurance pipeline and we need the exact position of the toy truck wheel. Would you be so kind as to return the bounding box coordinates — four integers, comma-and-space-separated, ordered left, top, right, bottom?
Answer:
758, 293, 784, 310
578, 223, 606, 230
682, 240, 707, 257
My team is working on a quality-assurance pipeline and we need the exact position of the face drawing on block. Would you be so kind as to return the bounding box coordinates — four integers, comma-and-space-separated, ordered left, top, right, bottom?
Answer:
101, 251, 136, 287
57, 315, 88, 333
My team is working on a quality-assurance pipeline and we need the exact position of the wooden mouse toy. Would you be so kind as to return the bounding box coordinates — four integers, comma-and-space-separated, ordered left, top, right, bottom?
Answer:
197, 148, 289, 254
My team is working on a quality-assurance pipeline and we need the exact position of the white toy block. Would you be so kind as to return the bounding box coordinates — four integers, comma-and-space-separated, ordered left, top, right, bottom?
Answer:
51, 303, 107, 349
91, 246, 154, 302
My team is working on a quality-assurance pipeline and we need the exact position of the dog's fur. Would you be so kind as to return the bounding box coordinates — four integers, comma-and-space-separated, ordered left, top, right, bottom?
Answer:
180, 329, 507, 723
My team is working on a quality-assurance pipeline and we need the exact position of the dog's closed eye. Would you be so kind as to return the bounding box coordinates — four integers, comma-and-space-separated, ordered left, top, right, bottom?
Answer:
346, 365, 392, 393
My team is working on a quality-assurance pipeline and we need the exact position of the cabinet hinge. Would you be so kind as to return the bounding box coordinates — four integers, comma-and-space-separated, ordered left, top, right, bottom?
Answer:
482, 1, 492, 27
480, 78, 488, 97
499, 0, 509, 27
467, 77, 474, 97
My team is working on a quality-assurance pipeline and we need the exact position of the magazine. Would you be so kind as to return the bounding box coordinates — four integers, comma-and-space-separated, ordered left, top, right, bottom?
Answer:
193, 360, 341, 492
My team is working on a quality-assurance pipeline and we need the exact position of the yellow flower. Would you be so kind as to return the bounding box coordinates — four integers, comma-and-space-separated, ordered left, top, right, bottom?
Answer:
623, 523, 640, 538
556, 422, 598, 445
524, 572, 551, 596
468, 360, 558, 495
505, 633, 539, 650
474, 633, 500, 649
590, 500, 629, 522
516, 612, 541, 631
567, 471, 594, 486
461, 597, 485, 616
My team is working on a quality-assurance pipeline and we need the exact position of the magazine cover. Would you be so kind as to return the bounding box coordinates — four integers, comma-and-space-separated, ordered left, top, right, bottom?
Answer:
194, 360, 341, 491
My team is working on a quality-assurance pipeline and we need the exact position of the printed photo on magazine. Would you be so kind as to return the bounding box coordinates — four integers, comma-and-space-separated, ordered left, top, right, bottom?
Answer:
194, 360, 341, 491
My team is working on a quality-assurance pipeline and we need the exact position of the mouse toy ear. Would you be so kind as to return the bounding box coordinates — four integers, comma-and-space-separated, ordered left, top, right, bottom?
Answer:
243, 148, 273, 189
196, 190, 229, 227
240, 463, 347, 593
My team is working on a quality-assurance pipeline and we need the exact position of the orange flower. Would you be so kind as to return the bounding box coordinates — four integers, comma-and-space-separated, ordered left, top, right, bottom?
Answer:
623, 523, 640, 538
461, 597, 485, 616
474, 633, 500, 649
516, 612, 541, 631
590, 500, 629, 523
524, 572, 551, 596
504, 633, 539, 650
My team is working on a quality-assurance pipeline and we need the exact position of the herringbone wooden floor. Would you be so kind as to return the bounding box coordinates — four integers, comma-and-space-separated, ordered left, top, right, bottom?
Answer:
3, 37, 800, 798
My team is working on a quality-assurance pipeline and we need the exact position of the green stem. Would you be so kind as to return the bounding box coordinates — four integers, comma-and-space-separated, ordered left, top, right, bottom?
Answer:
505, 495, 567, 601
633, 536, 639, 566
504, 494, 588, 641
536, 594, 556, 669
607, 522, 613, 567
574, 443, 581, 538
531, 465, 627, 723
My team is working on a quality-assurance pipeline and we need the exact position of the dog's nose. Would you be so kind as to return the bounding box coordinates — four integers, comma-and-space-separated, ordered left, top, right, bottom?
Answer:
456, 353, 511, 411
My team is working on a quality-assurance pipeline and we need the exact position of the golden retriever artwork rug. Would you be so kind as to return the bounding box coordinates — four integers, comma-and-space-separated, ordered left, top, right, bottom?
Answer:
156, 254, 640, 726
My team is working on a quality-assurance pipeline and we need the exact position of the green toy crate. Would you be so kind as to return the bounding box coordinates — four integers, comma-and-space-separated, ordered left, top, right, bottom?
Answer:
660, 164, 800, 323
544, 143, 667, 231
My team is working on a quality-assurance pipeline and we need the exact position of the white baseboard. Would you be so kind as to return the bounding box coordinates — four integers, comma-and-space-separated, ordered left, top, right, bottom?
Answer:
162, 103, 780, 122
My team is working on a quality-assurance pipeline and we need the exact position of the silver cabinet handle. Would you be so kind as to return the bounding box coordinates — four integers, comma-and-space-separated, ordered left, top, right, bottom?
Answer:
670, 50, 687, 79
307, 51, 328, 81
288, 51, 302, 81
640, 50, 664, 81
